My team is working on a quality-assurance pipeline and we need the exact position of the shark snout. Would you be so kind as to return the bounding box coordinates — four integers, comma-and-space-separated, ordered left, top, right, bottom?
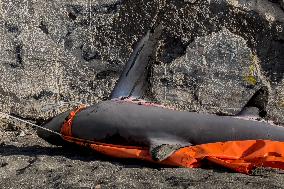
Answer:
37, 110, 71, 146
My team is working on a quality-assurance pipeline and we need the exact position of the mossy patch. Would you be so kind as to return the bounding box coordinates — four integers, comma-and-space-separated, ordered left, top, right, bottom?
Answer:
244, 75, 257, 86
243, 54, 258, 86
280, 99, 284, 107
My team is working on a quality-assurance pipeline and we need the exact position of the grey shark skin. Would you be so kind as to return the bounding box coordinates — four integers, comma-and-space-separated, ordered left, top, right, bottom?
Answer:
67, 100, 284, 146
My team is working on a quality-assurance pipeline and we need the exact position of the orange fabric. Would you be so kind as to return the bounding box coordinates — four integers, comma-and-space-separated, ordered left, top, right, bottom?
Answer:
61, 105, 87, 136
60, 104, 284, 174
62, 135, 284, 174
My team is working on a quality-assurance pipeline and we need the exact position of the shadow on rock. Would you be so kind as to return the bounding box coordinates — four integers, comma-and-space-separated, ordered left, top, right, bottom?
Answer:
0, 144, 164, 169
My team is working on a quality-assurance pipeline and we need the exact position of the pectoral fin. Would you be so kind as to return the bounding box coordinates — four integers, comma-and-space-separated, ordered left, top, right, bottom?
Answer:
149, 138, 192, 161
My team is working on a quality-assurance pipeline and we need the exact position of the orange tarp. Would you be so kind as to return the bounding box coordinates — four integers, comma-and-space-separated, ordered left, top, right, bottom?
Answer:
61, 105, 284, 174
63, 136, 284, 174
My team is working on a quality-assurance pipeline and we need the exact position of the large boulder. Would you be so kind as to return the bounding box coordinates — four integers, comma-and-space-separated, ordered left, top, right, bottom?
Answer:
0, 0, 283, 123
151, 29, 265, 114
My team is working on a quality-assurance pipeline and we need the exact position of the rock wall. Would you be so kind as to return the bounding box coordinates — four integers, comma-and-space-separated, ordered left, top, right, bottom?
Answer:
0, 0, 283, 123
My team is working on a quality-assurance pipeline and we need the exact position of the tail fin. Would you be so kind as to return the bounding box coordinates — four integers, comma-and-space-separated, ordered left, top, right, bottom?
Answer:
110, 23, 162, 99
237, 86, 269, 118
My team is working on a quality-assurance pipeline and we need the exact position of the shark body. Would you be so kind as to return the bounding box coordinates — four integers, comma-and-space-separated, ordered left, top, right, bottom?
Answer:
38, 24, 284, 161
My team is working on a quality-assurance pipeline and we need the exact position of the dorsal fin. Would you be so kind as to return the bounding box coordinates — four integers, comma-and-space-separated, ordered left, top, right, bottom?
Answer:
110, 23, 162, 99
238, 86, 269, 118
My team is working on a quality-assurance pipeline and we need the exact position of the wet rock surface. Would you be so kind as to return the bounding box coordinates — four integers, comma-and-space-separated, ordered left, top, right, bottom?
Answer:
0, 0, 283, 188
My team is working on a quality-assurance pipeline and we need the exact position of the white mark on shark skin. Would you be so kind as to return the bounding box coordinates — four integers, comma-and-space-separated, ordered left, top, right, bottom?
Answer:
112, 97, 175, 110
234, 116, 277, 126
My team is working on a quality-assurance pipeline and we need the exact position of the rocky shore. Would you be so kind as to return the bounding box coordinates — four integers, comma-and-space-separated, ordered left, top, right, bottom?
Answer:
0, 0, 283, 188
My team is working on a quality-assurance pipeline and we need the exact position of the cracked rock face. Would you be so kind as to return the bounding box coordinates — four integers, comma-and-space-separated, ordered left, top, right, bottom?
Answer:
152, 29, 265, 115
0, 0, 283, 124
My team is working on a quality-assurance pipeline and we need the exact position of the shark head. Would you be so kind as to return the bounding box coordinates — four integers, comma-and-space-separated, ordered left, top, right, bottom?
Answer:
37, 110, 71, 146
